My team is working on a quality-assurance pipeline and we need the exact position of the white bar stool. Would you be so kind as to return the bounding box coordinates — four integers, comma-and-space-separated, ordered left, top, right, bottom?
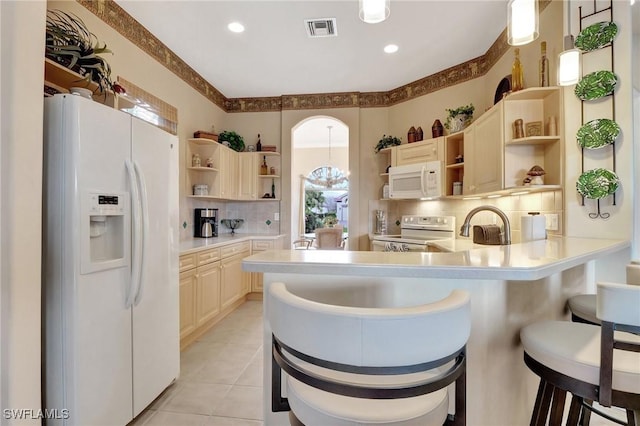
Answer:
568, 261, 640, 325
268, 282, 471, 426
521, 282, 640, 425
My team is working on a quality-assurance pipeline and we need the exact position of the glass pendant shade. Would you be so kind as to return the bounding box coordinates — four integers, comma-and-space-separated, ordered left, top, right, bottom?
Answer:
359, 0, 390, 24
558, 48, 581, 86
507, 0, 539, 46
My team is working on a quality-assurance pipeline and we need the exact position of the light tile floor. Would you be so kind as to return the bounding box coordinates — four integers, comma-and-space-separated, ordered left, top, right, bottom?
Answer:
130, 301, 264, 426
128, 299, 628, 426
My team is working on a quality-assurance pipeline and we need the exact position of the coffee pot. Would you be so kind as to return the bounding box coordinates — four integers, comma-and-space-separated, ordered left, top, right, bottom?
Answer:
194, 208, 218, 238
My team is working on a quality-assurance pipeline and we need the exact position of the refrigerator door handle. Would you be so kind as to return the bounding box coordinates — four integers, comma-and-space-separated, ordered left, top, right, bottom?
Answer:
125, 160, 142, 309
132, 161, 149, 306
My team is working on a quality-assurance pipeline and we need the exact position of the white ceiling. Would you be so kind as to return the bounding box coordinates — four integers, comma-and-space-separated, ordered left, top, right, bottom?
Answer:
115, 0, 509, 99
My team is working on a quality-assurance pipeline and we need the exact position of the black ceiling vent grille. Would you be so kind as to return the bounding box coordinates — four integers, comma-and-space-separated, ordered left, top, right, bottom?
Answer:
304, 18, 337, 38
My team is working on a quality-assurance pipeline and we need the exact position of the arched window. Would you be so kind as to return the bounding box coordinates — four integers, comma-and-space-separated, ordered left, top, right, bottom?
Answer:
305, 166, 349, 190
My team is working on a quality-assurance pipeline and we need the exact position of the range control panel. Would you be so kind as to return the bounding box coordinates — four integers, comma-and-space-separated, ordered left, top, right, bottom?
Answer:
401, 215, 456, 231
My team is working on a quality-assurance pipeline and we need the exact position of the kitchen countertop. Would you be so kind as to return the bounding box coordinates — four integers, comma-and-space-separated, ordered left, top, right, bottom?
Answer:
180, 233, 284, 255
243, 236, 629, 281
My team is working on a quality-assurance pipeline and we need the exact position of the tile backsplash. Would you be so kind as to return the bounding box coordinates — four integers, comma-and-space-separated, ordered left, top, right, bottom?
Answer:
181, 198, 281, 240
369, 190, 563, 243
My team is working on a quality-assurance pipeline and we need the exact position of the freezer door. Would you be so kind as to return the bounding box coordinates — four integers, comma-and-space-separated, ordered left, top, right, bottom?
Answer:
130, 118, 180, 415
43, 95, 134, 426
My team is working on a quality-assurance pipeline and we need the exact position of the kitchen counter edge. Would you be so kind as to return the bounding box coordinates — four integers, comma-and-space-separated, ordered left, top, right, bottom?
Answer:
180, 234, 285, 255
242, 237, 629, 281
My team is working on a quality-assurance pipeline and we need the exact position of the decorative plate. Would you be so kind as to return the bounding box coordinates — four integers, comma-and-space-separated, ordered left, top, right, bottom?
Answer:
576, 119, 620, 149
493, 75, 511, 105
575, 71, 617, 101
575, 21, 618, 52
576, 168, 620, 199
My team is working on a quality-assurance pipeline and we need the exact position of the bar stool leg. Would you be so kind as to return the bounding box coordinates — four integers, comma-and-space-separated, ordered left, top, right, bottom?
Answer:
579, 400, 593, 426
549, 388, 567, 425
566, 395, 582, 426
531, 379, 554, 426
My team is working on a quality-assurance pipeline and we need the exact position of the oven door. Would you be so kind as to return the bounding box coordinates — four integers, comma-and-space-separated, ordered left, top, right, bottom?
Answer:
371, 239, 428, 252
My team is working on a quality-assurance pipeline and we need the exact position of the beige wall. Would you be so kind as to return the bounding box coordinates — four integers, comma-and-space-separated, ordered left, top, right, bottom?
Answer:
564, 1, 633, 243
49, 1, 228, 239
1, 1, 46, 422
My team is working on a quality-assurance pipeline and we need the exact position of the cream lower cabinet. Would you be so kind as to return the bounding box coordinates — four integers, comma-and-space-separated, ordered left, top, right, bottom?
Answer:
179, 267, 197, 339
179, 248, 221, 342
250, 237, 283, 293
220, 241, 251, 310
196, 261, 221, 326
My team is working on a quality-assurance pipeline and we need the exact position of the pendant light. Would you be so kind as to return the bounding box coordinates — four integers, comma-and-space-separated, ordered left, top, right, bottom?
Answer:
558, 0, 581, 86
359, 0, 390, 24
507, 0, 539, 46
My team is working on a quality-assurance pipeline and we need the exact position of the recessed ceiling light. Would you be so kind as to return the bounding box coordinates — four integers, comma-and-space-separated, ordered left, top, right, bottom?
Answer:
228, 22, 245, 33
384, 44, 399, 54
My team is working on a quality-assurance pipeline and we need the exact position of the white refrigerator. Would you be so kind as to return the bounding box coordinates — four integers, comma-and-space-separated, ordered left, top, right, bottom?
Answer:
43, 94, 179, 425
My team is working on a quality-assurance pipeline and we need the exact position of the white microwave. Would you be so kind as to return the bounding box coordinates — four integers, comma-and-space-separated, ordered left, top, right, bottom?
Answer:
388, 161, 442, 199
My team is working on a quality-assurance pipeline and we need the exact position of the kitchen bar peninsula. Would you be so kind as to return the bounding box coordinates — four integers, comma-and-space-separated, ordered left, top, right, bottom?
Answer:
243, 237, 628, 425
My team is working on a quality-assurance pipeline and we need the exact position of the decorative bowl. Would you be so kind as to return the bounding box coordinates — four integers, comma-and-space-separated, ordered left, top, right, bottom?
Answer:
220, 219, 244, 234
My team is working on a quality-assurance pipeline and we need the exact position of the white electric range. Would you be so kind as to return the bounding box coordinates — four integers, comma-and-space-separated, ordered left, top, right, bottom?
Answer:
371, 215, 456, 252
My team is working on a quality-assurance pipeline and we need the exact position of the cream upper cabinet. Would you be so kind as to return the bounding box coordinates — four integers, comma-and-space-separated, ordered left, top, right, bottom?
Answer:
186, 140, 280, 201
464, 102, 503, 194
394, 137, 443, 166
238, 153, 258, 200
220, 147, 238, 199
502, 87, 563, 189
445, 87, 562, 197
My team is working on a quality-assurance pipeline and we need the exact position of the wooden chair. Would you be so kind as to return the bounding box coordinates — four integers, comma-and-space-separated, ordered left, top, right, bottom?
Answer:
521, 282, 640, 425
292, 238, 313, 250
313, 226, 344, 250
269, 281, 470, 426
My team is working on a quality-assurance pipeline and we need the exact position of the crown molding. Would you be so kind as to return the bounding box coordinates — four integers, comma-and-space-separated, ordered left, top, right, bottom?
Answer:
78, 0, 550, 113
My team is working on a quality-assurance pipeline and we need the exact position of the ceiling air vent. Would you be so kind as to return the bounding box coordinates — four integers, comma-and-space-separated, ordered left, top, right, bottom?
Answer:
304, 18, 337, 38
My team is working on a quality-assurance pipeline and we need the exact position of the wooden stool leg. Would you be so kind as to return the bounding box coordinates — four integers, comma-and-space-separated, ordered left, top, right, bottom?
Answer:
579, 400, 593, 426
531, 379, 554, 426
566, 395, 582, 426
549, 388, 567, 426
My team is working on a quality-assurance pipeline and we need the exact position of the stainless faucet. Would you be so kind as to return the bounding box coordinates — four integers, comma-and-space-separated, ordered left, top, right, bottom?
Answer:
460, 205, 511, 245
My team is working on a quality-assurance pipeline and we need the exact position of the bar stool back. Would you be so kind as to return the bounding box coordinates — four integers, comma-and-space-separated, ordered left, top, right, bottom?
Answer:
521, 282, 640, 425
567, 261, 640, 325
269, 282, 471, 426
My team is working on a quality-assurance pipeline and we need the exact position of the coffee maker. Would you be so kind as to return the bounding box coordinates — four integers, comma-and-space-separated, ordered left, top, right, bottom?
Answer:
194, 208, 218, 238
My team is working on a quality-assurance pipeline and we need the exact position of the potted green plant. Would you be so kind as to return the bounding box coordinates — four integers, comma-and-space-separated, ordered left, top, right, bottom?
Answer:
444, 104, 475, 133
218, 131, 245, 152
45, 10, 115, 95
323, 214, 338, 227
374, 135, 402, 153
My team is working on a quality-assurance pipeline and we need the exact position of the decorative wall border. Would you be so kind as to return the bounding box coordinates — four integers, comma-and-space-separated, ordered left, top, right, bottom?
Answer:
79, 0, 550, 113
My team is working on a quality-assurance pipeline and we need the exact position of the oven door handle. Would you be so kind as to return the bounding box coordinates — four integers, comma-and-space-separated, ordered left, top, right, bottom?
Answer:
420, 166, 426, 196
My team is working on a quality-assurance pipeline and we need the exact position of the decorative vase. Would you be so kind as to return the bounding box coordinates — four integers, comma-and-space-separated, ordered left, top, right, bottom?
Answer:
432, 120, 444, 138
408, 126, 416, 143
449, 115, 468, 133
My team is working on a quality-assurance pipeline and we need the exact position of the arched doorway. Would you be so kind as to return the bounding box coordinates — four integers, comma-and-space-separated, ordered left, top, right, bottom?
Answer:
291, 117, 349, 243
